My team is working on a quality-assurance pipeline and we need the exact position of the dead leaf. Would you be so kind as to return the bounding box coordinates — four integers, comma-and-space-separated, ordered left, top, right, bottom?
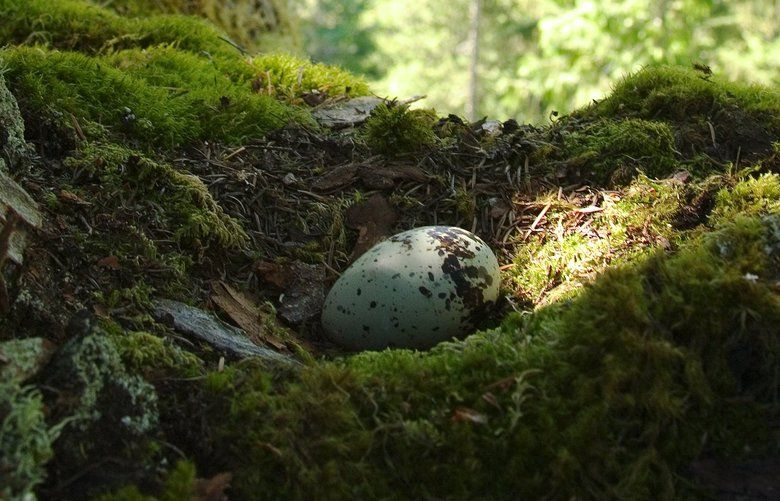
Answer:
345, 194, 397, 260
452, 407, 488, 424
210, 281, 286, 350
58, 189, 90, 205
254, 261, 292, 289
312, 164, 359, 191
359, 165, 428, 189
481, 392, 501, 410
360, 165, 428, 189
195, 472, 233, 501
97, 255, 120, 269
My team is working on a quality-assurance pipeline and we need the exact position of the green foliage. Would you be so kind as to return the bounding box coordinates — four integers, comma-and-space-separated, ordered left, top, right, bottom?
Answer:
194, 209, 780, 498
362, 103, 437, 154
295, 0, 382, 79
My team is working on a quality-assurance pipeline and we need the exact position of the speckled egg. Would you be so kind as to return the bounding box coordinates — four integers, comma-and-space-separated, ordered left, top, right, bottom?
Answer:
321, 226, 500, 350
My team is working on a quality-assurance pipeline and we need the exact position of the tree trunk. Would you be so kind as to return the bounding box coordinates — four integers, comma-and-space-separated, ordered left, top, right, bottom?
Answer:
466, 0, 481, 120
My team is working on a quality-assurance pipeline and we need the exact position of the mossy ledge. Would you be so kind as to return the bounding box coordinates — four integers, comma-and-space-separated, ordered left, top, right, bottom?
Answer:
0, 1, 778, 499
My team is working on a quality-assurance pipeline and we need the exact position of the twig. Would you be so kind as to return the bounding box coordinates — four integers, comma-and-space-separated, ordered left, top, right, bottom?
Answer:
523, 202, 552, 241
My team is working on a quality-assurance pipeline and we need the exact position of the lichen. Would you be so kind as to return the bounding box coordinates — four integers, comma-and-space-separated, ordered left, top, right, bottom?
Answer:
51, 332, 159, 435
0, 380, 65, 499
0, 71, 32, 169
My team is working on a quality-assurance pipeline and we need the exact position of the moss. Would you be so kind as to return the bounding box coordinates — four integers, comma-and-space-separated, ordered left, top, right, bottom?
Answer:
590, 65, 780, 132
2, 46, 300, 147
0, 1, 369, 148
251, 53, 370, 103
362, 103, 438, 155
710, 172, 780, 225
562, 118, 679, 183
0, 0, 236, 58
97, 460, 198, 501
0, 380, 64, 499
102, 0, 299, 53
110, 329, 203, 379
185, 210, 779, 499
583, 66, 780, 170
64, 141, 247, 249
509, 176, 691, 305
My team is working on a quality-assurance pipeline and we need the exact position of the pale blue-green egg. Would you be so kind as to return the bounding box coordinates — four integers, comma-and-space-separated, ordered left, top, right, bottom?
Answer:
321, 226, 500, 350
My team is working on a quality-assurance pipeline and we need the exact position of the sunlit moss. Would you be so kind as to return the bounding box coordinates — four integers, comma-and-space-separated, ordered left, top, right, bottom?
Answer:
0, 0, 369, 148
509, 176, 693, 305
589, 65, 780, 133
710, 172, 780, 224
0, 0, 235, 57
251, 53, 370, 102
362, 102, 438, 155
2, 46, 301, 147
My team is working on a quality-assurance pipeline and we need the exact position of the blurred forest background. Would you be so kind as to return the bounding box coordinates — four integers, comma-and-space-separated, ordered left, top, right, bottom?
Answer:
288, 0, 780, 122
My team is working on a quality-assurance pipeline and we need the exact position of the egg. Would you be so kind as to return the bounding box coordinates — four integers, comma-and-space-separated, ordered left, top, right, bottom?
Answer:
321, 226, 500, 350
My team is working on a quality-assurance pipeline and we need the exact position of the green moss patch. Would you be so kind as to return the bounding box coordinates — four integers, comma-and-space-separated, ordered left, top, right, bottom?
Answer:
174, 211, 779, 499
0, 0, 369, 149
362, 102, 438, 155
586, 65, 780, 165
561, 118, 678, 183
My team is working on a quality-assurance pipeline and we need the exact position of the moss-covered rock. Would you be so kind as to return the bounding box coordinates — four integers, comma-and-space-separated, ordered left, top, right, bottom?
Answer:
0, 0, 368, 150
